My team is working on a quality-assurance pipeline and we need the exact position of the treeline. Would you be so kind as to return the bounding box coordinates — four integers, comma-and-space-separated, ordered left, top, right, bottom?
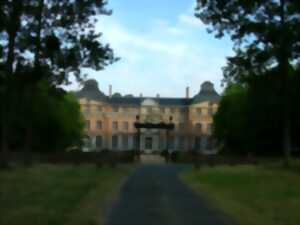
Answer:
214, 69, 300, 156
3, 77, 84, 153
0, 1, 116, 167
195, 1, 300, 162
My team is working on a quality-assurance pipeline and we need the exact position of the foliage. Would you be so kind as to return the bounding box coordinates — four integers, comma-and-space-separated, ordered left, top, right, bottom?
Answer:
32, 85, 85, 152
213, 84, 250, 154
196, 0, 300, 158
1, 0, 116, 84
5, 79, 84, 152
0, 1, 116, 163
214, 71, 300, 155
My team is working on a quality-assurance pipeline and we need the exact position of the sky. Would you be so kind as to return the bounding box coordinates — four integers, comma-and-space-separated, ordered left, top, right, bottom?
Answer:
71, 0, 234, 98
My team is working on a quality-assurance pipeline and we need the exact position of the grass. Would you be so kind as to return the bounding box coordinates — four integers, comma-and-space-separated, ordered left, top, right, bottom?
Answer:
181, 163, 300, 225
0, 164, 134, 225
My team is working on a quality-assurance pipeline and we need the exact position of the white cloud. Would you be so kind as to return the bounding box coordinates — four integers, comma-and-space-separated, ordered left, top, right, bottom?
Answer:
178, 14, 205, 29
73, 5, 233, 97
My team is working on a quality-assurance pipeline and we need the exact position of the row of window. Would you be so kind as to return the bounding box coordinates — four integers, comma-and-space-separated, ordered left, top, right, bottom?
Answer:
82, 105, 215, 116
85, 120, 213, 133
85, 120, 130, 131
88, 135, 214, 150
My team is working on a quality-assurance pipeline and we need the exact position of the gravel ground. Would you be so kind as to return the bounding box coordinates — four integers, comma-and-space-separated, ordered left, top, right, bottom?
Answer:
104, 164, 236, 225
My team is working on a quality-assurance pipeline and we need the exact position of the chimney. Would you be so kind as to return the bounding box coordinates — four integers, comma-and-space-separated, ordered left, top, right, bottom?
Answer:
109, 84, 112, 98
139, 93, 143, 98
186, 86, 190, 98
156, 94, 160, 98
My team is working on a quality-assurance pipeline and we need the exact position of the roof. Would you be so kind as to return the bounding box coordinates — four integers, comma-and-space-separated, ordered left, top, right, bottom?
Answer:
192, 81, 220, 104
108, 97, 193, 106
74, 79, 108, 102
74, 79, 220, 106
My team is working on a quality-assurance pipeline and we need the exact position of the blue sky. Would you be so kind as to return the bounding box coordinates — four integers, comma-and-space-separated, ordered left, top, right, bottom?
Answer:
74, 0, 234, 97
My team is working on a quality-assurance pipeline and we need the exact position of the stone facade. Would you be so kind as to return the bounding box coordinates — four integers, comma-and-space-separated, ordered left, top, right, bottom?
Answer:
75, 80, 220, 154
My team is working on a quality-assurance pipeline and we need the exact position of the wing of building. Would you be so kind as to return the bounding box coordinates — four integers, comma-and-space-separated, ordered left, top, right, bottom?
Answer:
74, 79, 220, 154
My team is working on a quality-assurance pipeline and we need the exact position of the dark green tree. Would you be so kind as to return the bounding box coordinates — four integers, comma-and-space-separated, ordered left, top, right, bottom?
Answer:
196, 0, 300, 163
0, 0, 116, 167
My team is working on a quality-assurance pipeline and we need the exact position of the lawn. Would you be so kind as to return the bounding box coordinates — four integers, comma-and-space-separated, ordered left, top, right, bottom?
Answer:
0, 164, 134, 225
181, 163, 300, 225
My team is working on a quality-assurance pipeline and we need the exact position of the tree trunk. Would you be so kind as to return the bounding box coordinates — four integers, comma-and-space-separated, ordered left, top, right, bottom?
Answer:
279, 0, 292, 166
22, 0, 45, 165
0, 1, 22, 169
0, 90, 9, 169
23, 85, 35, 166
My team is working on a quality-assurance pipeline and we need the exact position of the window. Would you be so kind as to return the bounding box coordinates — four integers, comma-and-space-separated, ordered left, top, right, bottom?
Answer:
96, 121, 102, 130
178, 123, 184, 130
159, 136, 164, 149
208, 108, 214, 116
194, 137, 201, 150
160, 107, 165, 113
112, 135, 118, 149
168, 137, 175, 149
207, 137, 214, 150
122, 135, 129, 149
195, 123, 202, 131
133, 134, 139, 149
84, 105, 91, 113
97, 106, 103, 112
147, 107, 153, 113
196, 108, 202, 114
85, 120, 91, 130
207, 123, 213, 133
170, 108, 176, 114
145, 137, 153, 150
96, 136, 102, 148
180, 108, 186, 114
123, 122, 129, 131
178, 136, 185, 149
113, 106, 119, 112
112, 121, 118, 130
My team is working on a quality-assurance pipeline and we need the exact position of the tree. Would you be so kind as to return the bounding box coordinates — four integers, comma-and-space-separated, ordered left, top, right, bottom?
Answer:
0, 78, 84, 153
213, 84, 250, 154
214, 76, 285, 156
196, 0, 300, 163
32, 84, 84, 152
0, 0, 117, 167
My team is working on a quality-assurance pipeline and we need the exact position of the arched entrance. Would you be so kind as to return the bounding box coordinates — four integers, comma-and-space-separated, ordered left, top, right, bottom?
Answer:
134, 116, 175, 154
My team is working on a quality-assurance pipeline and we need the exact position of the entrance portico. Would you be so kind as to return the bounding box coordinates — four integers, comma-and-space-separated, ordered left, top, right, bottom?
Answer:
134, 117, 175, 154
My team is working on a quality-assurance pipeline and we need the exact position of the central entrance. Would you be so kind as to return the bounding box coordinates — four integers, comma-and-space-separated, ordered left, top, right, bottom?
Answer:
134, 116, 175, 154
145, 137, 153, 150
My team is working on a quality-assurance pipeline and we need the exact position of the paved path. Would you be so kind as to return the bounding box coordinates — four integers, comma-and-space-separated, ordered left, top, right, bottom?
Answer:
140, 154, 165, 164
104, 165, 236, 225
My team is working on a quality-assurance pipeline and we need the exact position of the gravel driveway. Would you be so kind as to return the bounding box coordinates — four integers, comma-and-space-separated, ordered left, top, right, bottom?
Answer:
104, 164, 236, 225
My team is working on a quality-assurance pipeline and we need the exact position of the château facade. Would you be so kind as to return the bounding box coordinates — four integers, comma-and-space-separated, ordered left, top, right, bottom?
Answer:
74, 79, 220, 154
